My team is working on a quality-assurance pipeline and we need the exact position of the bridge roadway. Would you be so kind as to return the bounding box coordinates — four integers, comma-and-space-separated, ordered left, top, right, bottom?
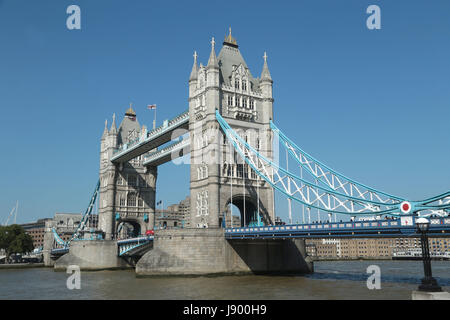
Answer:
111, 110, 189, 164
225, 217, 450, 239
52, 217, 450, 257
117, 235, 153, 256
143, 138, 190, 166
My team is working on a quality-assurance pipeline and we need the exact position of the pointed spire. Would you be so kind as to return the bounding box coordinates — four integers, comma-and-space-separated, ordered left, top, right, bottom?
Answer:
224, 27, 238, 47
207, 37, 219, 69
110, 113, 117, 134
189, 51, 198, 81
261, 51, 272, 81
102, 119, 108, 139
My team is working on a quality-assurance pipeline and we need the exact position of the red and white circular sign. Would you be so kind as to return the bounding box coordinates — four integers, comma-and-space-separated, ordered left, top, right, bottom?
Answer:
400, 201, 412, 214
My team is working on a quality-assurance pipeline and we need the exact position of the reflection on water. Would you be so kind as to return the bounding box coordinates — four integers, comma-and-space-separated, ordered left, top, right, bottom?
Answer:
0, 260, 448, 300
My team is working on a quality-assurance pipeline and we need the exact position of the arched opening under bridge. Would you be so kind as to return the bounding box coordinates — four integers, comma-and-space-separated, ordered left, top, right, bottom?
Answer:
225, 195, 264, 227
116, 220, 141, 239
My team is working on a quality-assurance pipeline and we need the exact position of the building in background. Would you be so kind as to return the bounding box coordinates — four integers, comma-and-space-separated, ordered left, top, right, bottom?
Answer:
20, 218, 52, 250
223, 205, 241, 228
155, 196, 191, 229
306, 237, 450, 260
46, 212, 98, 243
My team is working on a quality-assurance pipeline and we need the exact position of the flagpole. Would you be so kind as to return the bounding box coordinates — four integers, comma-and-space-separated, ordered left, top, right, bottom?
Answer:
148, 104, 157, 129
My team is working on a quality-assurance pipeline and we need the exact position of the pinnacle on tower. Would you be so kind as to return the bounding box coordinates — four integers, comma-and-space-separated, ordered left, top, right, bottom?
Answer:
110, 113, 117, 134
102, 119, 108, 139
223, 27, 238, 48
207, 37, 219, 69
261, 51, 272, 81
189, 51, 198, 81
125, 103, 137, 121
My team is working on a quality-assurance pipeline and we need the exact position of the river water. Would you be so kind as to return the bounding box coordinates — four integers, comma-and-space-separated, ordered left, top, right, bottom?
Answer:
0, 260, 448, 300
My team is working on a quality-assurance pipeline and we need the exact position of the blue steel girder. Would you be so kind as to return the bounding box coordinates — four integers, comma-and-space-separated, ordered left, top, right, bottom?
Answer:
225, 217, 450, 240
111, 111, 189, 164
117, 236, 153, 256
143, 138, 190, 167
67, 180, 100, 245
50, 248, 69, 256
216, 111, 450, 217
270, 121, 404, 205
270, 121, 450, 217
52, 180, 100, 248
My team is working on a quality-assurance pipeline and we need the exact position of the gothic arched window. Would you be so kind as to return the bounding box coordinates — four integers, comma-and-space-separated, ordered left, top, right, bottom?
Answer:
127, 193, 137, 207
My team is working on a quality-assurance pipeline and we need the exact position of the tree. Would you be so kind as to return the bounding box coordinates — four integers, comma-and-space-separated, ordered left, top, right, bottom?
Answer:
0, 225, 34, 263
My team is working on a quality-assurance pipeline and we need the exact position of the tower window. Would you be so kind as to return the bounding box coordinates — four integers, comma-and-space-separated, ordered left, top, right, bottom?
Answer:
243, 98, 247, 108
235, 79, 240, 90
250, 99, 255, 110
198, 164, 208, 180
237, 164, 244, 178
243, 164, 249, 179
119, 195, 125, 207
227, 95, 233, 106
127, 193, 137, 207
128, 175, 136, 186
242, 80, 247, 91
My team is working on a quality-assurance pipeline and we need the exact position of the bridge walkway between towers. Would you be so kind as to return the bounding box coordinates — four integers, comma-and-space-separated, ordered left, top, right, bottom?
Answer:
111, 110, 189, 164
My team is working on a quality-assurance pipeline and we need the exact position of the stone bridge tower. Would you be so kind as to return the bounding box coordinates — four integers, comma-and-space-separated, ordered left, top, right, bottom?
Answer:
188, 30, 275, 228
98, 107, 157, 240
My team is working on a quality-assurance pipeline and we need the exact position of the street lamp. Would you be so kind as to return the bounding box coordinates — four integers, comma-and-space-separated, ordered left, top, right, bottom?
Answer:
416, 217, 442, 292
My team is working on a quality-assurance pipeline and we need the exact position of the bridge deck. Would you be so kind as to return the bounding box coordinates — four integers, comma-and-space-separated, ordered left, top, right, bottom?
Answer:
143, 138, 190, 166
225, 217, 450, 239
111, 110, 189, 164
117, 235, 153, 256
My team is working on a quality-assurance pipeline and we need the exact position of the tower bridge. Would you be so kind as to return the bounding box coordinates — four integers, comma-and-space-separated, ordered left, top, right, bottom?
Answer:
46, 29, 450, 275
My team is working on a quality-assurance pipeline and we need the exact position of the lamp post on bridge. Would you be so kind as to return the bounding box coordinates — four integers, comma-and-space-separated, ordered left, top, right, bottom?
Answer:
416, 217, 442, 292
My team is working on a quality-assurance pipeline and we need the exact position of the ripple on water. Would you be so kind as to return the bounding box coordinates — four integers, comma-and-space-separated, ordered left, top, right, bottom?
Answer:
0, 260, 448, 299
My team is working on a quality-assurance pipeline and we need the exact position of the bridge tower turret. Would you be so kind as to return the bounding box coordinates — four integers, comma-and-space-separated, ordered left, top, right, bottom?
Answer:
188, 29, 275, 228
98, 108, 157, 240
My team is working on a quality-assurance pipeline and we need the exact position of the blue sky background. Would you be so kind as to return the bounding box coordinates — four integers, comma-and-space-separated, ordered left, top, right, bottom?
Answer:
0, 0, 449, 224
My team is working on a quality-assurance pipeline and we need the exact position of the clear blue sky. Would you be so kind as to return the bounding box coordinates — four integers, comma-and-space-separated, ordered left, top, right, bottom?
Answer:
0, 0, 449, 224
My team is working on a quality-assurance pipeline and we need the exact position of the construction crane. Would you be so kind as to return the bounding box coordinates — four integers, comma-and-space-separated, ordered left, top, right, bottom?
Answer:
3, 201, 18, 226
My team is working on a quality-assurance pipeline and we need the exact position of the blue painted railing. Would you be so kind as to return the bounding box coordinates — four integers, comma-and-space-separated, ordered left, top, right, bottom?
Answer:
117, 235, 154, 256
225, 217, 450, 239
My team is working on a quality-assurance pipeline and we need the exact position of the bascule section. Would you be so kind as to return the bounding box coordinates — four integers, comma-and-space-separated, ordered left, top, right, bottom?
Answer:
188, 29, 275, 229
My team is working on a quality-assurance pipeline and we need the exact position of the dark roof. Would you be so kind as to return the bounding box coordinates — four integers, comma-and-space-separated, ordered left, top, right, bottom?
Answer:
217, 43, 258, 87
118, 115, 141, 146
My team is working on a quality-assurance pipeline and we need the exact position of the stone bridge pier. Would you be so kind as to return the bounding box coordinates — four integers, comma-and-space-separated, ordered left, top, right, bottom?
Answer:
136, 228, 313, 276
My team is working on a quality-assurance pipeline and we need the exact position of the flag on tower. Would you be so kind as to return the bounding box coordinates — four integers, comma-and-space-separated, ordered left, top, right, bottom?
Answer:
147, 104, 157, 109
